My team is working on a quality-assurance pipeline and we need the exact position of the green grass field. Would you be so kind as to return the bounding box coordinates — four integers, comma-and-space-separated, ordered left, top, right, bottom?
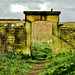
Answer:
0, 42, 75, 75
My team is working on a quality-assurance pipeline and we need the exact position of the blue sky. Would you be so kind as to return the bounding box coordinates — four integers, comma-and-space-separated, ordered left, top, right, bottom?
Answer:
0, 0, 75, 22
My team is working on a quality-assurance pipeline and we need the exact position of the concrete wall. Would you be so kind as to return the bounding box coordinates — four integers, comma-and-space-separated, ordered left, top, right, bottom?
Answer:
0, 15, 59, 55
0, 22, 26, 54
25, 15, 60, 55
58, 23, 75, 52
0, 14, 59, 56
0, 20, 52, 55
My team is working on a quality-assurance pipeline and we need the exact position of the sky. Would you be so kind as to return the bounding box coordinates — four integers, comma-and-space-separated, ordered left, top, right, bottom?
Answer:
0, 0, 75, 22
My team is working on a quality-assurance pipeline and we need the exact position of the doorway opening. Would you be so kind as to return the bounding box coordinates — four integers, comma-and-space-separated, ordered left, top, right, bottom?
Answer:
31, 21, 52, 59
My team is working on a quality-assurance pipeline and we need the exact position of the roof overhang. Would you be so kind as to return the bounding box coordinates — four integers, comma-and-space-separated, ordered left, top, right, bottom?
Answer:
23, 11, 61, 15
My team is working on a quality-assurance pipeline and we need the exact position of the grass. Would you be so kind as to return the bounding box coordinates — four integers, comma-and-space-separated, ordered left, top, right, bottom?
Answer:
0, 42, 52, 75
31, 42, 52, 59
1, 42, 75, 75
38, 51, 75, 75
0, 51, 38, 75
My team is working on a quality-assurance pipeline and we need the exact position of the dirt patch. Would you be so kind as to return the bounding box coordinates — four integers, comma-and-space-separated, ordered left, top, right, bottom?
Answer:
27, 61, 47, 75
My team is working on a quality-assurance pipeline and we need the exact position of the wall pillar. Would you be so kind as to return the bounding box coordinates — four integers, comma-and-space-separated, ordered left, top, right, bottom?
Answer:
46, 15, 61, 55
52, 22, 61, 54
25, 21, 31, 56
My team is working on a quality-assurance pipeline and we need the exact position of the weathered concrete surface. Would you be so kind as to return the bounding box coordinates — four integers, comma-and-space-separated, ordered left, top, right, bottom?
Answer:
0, 11, 62, 55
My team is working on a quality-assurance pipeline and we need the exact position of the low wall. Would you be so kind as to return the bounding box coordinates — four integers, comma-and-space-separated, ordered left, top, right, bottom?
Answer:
0, 22, 26, 53
0, 20, 52, 54
58, 23, 75, 52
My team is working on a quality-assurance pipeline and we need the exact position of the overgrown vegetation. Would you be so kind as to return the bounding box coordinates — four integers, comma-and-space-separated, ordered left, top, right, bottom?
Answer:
38, 51, 75, 75
0, 51, 37, 75
31, 42, 52, 59
0, 42, 52, 75
1, 42, 75, 75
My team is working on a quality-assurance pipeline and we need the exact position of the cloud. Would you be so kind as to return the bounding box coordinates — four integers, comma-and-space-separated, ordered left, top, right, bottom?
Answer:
10, 4, 29, 13
39, 1, 55, 11
0, 0, 75, 21
39, 2, 49, 10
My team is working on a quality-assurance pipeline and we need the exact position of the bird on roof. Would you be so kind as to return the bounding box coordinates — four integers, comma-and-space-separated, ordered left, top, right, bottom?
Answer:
51, 8, 53, 11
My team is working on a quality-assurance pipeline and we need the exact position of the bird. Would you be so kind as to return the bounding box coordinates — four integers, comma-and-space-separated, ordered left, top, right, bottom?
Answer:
51, 8, 53, 11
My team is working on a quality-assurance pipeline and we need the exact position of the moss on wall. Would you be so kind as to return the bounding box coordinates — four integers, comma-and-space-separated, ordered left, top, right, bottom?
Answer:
0, 23, 26, 53
58, 24, 75, 52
